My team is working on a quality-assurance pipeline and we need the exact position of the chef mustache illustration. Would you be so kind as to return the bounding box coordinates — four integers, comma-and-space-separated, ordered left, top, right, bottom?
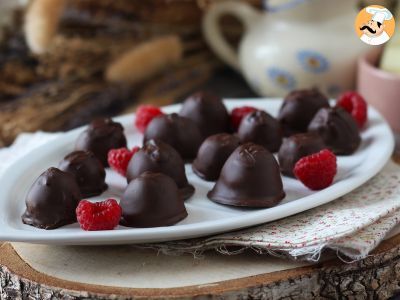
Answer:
360, 7, 392, 38
360, 24, 378, 34
359, 6, 393, 46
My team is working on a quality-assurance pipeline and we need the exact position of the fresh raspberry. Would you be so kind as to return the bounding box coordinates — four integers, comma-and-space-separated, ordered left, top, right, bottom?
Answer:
230, 106, 257, 131
336, 91, 368, 128
294, 149, 337, 190
135, 105, 163, 133
76, 199, 122, 231
108, 147, 139, 176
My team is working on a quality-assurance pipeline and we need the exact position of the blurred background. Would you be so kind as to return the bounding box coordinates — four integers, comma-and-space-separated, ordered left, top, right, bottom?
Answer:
0, 0, 399, 148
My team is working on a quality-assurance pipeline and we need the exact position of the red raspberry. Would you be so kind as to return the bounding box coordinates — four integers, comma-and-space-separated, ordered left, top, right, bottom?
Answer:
76, 199, 122, 231
231, 106, 257, 131
336, 91, 368, 128
135, 105, 163, 133
294, 149, 337, 190
108, 147, 139, 176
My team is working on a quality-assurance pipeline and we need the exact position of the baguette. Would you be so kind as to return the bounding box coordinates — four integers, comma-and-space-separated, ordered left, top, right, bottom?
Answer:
25, 0, 66, 54
105, 35, 183, 84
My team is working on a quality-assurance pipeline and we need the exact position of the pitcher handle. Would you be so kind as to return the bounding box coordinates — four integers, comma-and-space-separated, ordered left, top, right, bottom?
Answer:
202, 1, 260, 71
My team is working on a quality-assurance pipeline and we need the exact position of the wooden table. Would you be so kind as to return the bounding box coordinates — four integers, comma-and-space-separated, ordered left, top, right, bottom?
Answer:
0, 139, 399, 300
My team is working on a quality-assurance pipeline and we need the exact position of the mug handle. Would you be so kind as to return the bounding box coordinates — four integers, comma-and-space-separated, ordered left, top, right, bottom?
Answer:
202, 1, 260, 71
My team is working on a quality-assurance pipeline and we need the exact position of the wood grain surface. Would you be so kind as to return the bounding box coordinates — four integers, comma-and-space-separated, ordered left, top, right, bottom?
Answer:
0, 230, 400, 299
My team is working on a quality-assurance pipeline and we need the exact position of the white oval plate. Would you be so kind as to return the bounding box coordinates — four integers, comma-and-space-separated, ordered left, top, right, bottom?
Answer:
0, 99, 394, 245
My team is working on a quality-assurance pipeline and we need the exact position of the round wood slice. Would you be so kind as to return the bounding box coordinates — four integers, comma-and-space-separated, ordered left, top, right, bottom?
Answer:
1, 139, 399, 300
0, 232, 400, 299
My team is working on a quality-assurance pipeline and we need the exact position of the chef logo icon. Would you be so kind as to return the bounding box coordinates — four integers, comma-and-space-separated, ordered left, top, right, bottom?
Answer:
355, 5, 395, 46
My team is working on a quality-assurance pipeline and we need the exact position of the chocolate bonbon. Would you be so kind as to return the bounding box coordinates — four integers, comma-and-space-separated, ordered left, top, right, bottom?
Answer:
192, 133, 240, 181
179, 91, 230, 137
144, 113, 202, 160
59, 151, 107, 197
22, 168, 81, 229
278, 88, 330, 136
75, 118, 127, 167
308, 107, 361, 155
127, 139, 194, 200
208, 143, 285, 207
278, 133, 325, 177
120, 172, 188, 228
238, 110, 282, 152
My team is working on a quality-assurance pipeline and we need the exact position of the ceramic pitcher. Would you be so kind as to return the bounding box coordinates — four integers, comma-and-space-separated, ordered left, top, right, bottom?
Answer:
203, 0, 370, 97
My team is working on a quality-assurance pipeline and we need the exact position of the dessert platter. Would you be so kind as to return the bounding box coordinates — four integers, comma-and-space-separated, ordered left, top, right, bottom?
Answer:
0, 90, 394, 245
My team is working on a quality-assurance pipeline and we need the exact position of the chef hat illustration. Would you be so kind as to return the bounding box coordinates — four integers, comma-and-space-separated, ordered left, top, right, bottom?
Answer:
366, 6, 393, 23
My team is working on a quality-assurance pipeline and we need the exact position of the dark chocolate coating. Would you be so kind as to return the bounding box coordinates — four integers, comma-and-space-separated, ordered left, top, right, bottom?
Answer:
75, 118, 127, 167
58, 151, 108, 198
120, 172, 188, 228
208, 143, 285, 207
179, 91, 230, 138
22, 168, 81, 230
192, 133, 240, 181
278, 88, 330, 136
278, 133, 325, 177
308, 107, 361, 155
126, 139, 194, 200
237, 110, 283, 153
143, 113, 202, 160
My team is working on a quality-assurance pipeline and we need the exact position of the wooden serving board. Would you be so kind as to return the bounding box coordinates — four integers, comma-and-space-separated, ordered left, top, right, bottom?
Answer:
0, 153, 399, 299
1, 231, 400, 299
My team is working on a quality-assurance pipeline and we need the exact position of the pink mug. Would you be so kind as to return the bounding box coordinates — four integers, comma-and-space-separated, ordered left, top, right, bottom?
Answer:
357, 48, 400, 133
